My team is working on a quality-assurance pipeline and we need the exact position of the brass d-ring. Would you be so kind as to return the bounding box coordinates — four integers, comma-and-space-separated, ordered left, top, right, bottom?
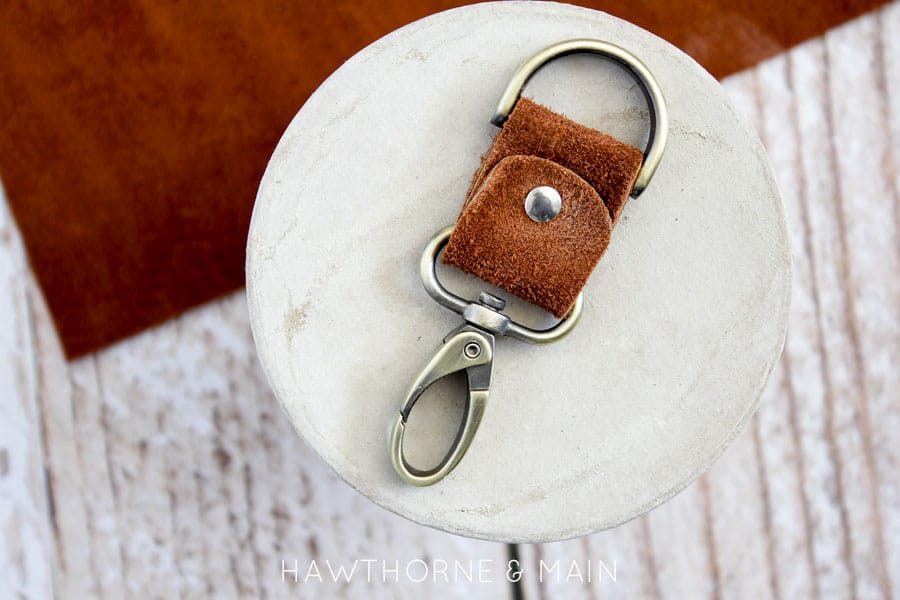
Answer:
490, 39, 668, 197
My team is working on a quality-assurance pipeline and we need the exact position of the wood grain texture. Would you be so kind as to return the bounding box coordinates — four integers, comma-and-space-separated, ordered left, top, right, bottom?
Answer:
0, 186, 55, 599
1, 4, 898, 599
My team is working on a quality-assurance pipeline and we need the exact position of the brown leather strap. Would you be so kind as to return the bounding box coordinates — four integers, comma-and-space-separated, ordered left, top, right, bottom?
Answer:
442, 97, 643, 318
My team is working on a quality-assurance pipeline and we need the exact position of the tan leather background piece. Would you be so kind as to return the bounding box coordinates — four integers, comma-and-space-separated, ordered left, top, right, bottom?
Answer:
0, 0, 888, 357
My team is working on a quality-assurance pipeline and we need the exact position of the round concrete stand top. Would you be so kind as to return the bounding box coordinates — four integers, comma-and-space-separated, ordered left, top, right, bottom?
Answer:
246, 1, 791, 542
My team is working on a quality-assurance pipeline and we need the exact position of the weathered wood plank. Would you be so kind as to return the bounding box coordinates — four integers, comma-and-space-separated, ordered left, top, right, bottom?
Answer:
643, 478, 716, 599
27, 276, 122, 599
699, 433, 774, 600
873, 1, 900, 587
792, 21, 893, 599
0, 189, 55, 599
825, 8, 899, 598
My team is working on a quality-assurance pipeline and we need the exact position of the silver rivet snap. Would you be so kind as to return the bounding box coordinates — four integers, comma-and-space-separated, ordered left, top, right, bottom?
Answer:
464, 342, 481, 359
524, 186, 562, 222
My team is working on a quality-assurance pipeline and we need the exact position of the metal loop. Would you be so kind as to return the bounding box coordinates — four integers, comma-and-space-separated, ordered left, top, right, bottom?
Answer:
490, 38, 668, 197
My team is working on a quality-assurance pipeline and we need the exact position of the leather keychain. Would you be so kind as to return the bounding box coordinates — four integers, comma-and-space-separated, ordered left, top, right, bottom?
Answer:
391, 39, 668, 486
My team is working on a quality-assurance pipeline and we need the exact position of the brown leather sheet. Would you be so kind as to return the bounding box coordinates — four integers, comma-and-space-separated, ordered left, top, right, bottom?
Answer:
0, 0, 887, 357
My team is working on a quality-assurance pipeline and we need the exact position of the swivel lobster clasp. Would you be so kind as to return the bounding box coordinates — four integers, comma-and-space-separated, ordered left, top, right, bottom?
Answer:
391, 321, 495, 486
390, 228, 583, 486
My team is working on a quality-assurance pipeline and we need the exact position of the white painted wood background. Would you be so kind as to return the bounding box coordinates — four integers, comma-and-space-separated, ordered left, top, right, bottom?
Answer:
1, 4, 898, 598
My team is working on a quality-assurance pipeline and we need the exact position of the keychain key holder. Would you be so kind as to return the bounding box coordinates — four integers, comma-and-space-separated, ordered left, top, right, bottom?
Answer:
247, 1, 791, 540
391, 39, 669, 486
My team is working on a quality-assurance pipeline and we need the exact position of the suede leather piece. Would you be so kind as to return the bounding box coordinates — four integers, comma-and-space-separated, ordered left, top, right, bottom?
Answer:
444, 155, 613, 318
464, 98, 644, 224
443, 98, 642, 317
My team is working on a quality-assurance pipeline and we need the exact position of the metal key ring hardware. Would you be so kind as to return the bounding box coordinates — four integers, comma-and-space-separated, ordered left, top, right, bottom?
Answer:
491, 38, 668, 197
391, 40, 661, 486
390, 225, 583, 486
421, 225, 583, 344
